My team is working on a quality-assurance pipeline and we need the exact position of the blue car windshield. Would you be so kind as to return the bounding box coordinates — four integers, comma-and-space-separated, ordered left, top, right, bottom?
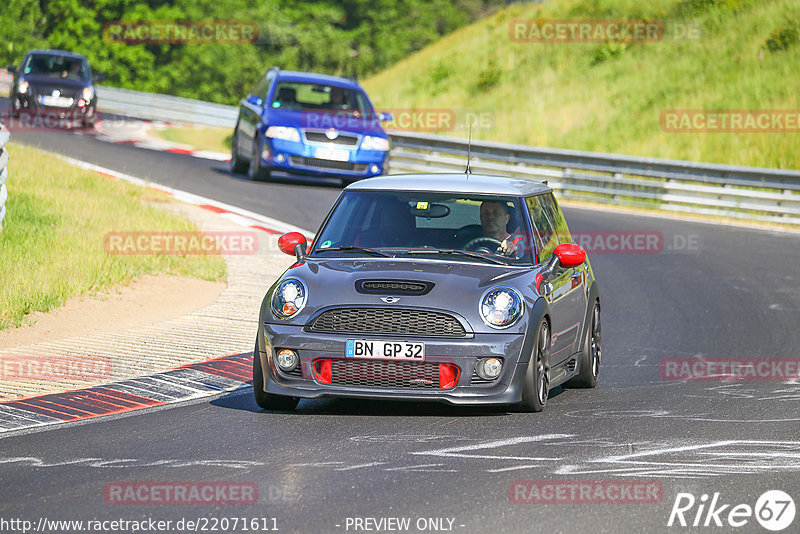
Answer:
311, 191, 535, 265
270, 82, 372, 117
23, 55, 90, 82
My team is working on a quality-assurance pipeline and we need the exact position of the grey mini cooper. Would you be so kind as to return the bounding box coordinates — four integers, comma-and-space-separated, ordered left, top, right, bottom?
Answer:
255, 174, 600, 412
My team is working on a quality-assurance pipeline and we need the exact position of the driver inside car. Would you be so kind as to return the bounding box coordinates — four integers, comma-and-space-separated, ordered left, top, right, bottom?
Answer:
475, 200, 526, 258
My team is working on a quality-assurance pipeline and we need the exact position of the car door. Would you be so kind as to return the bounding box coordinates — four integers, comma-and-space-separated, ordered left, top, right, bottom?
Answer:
526, 193, 587, 363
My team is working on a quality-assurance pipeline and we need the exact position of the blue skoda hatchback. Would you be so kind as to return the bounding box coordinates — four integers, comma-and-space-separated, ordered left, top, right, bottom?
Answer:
230, 67, 392, 183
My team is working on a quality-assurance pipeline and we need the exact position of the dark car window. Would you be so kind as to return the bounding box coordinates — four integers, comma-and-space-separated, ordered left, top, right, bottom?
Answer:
23, 54, 90, 82
526, 194, 558, 263
250, 75, 268, 101
312, 191, 534, 265
270, 82, 372, 117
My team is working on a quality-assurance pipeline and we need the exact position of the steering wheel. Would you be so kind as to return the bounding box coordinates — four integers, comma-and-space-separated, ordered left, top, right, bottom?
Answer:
464, 236, 503, 254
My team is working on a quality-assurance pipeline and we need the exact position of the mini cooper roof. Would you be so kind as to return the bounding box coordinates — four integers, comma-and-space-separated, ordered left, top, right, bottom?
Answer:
347, 173, 552, 196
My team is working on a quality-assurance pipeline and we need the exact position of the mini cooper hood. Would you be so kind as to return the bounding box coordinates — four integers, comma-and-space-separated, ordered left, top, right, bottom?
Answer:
287, 258, 537, 303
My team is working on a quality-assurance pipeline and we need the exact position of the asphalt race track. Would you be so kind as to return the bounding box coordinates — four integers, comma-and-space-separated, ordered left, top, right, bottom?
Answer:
2, 122, 799, 533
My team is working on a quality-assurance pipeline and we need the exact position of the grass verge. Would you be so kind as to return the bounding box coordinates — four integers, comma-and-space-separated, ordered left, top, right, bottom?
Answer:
363, 0, 800, 169
153, 126, 232, 154
0, 142, 226, 330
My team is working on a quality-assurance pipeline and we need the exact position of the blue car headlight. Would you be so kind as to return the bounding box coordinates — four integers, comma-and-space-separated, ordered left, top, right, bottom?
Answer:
479, 286, 523, 329
266, 126, 301, 143
271, 279, 307, 319
361, 135, 389, 151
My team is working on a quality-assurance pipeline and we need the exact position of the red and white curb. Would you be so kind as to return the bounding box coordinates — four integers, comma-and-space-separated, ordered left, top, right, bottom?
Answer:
80, 119, 230, 162
0, 153, 314, 434
0, 354, 252, 433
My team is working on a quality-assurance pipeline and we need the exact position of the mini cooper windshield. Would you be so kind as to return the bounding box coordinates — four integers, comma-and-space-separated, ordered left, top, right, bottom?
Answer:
311, 191, 535, 265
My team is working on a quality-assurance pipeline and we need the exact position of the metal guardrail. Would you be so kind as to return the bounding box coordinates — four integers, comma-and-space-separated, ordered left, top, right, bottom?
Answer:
0, 124, 9, 230
387, 132, 800, 225
92, 86, 800, 225
96, 85, 238, 127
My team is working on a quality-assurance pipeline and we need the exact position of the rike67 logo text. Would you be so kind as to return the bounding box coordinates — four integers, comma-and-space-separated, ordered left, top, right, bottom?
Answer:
668, 490, 795, 531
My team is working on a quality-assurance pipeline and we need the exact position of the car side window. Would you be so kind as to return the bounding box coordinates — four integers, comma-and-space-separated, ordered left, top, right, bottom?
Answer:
526, 195, 557, 264
541, 193, 572, 246
251, 75, 267, 101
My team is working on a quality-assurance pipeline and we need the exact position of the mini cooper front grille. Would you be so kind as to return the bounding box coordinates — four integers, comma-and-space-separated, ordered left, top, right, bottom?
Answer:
303, 130, 359, 146
356, 280, 434, 295
331, 359, 442, 389
289, 156, 367, 173
308, 308, 467, 337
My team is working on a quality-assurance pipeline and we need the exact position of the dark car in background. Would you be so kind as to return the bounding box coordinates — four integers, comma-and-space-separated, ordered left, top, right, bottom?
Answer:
255, 174, 601, 412
7, 49, 103, 127
230, 67, 392, 184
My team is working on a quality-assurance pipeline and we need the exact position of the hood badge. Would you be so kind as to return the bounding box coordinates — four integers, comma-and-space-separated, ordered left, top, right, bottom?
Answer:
325, 128, 339, 140
380, 296, 400, 304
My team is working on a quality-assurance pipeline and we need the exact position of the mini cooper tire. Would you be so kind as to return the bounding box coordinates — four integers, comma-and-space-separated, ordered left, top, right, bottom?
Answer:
565, 300, 601, 388
229, 128, 249, 174
519, 319, 550, 412
253, 342, 299, 411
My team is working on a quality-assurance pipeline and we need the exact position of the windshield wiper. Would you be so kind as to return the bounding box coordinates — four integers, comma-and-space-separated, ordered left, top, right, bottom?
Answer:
405, 248, 507, 265
313, 246, 390, 257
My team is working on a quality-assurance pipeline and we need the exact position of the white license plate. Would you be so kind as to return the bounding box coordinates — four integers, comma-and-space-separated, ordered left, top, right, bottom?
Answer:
40, 95, 74, 107
346, 339, 425, 361
314, 146, 350, 161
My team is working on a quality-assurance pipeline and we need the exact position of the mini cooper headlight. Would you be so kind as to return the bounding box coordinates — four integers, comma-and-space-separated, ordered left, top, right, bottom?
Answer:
82, 86, 94, 101
361, 135, 389, 151
17, 78, 29, 94
479, 286, 523, 329
271, 279, 307, 319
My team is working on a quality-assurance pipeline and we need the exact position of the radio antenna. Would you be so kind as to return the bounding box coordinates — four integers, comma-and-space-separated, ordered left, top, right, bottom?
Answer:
465, 124, 472, 177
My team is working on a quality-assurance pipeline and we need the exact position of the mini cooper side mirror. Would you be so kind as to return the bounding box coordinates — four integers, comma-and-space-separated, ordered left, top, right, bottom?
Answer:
554, 243, 587, 269
278, 232, 308, 262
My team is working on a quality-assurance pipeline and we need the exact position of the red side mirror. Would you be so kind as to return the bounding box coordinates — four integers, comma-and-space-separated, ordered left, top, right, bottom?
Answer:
278, 232, 307, 257
554, 243, 586, 268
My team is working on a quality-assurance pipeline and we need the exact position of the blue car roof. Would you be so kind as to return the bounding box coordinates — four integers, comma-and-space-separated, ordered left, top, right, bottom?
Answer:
25, 49, 88, 60
347, 174, 552, 196
275, 70, 361, 90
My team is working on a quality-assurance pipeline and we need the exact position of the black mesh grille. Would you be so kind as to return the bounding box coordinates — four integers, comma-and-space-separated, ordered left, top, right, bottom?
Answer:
303, 131, 359, 146
289, 156, 367, 172
279, 366, 303, 378
357, 280, 433, 295
309, 308, 466, 337
331, 359, 442, 388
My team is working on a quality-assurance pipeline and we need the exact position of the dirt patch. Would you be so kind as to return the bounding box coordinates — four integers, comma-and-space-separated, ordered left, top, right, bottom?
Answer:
0, 274, 225, 350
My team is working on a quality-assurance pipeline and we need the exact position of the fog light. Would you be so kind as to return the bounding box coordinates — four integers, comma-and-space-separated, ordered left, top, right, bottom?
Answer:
276, 349, 299, 371
275, 153, 286, 163
370, 164, 380, 174
261, 146, 271, 160
478, 357, 503, 379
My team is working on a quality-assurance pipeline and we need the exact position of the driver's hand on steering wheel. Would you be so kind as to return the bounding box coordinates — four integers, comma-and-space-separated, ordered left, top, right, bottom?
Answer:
498, 235, 518, 256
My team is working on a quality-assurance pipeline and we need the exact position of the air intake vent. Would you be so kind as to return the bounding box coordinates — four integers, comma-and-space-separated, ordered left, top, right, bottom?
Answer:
566, 358, 577, 372
356, 280, 434, 295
